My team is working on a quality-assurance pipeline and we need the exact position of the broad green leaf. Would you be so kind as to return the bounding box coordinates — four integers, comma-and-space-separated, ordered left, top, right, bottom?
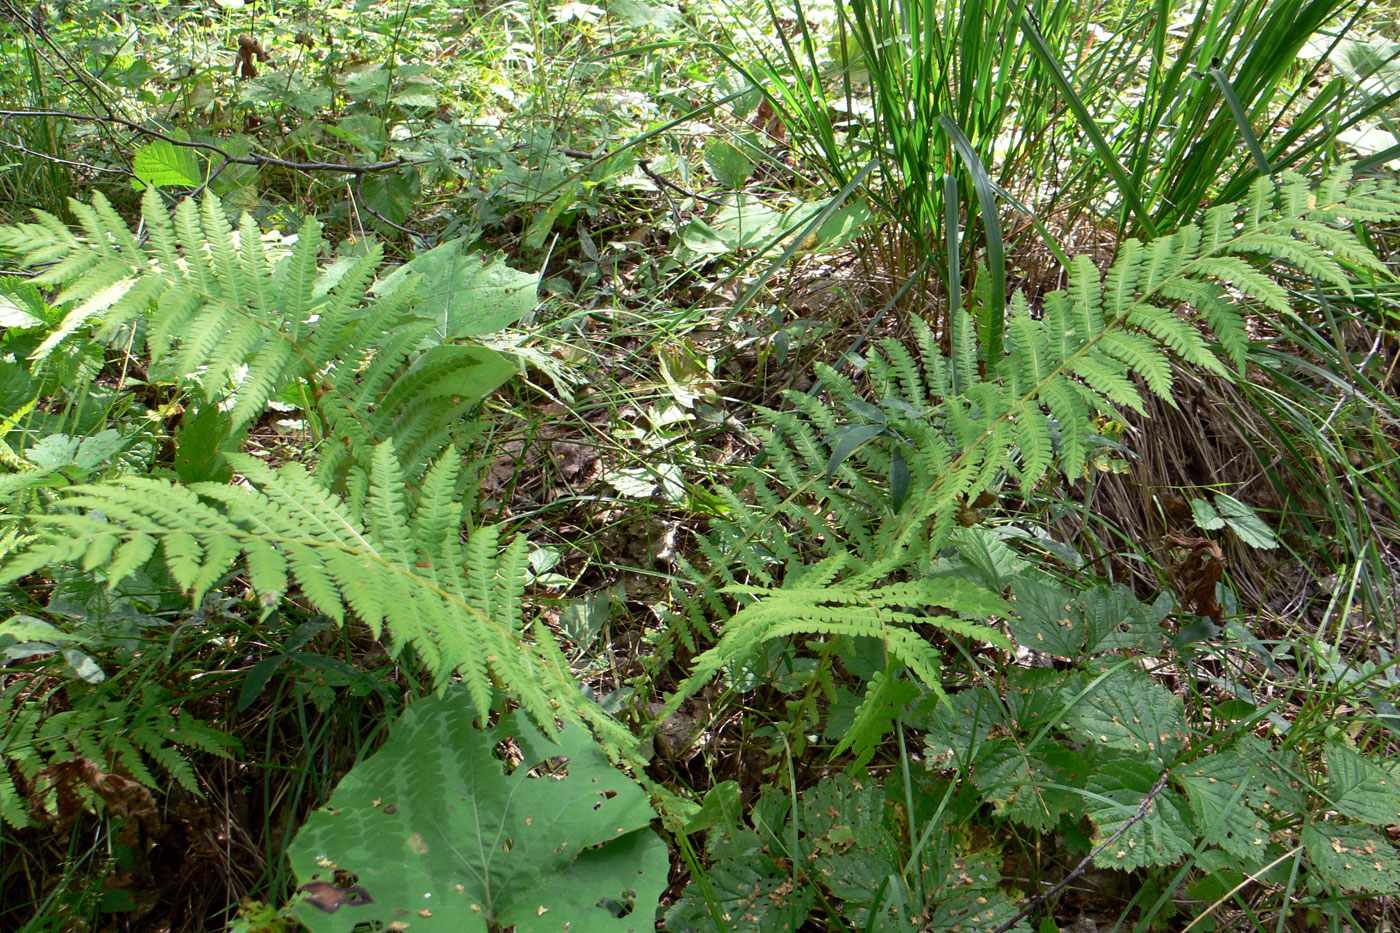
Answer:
1189, 497, 1226, 531
380, 240, 539, 340
1177, 749, 1273, 858
288, 692, 666, 932
975, 741, 1089, 832
1303, 821, 1400, 893
1326, 740, 1400, 826
664, 826, 815, 932
359, 169, 418, 225
705, 139, 756, 189
922, 685, 1005, 767
678, 195, 785, 258
1084, 757, 1194, 870
1064, 667, 1186, 766
1082, 585, 1169, 655
1009, 578, 1086, 657
0, 292, 42, 329
1214, 493, 1278, 549
609, 0, 681, 28
132, 139, 202, 190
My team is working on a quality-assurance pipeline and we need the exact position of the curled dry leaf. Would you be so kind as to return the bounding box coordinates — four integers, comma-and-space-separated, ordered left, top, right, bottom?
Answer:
297, 880, 374, 913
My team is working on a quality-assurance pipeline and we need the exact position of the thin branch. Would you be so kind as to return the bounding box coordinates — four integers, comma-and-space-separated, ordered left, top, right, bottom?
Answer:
991, 771, 1173, 933
638, 157, 726, 207
0, 137, 132, 176
352, 174, 431, 246
0, 109, 409, 175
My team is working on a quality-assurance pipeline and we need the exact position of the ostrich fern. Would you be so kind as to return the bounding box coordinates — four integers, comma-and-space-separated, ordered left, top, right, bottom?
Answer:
0, 442, 634, 752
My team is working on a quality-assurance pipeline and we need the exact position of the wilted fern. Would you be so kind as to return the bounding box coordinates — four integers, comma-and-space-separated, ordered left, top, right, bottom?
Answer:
663, 166, 1400, 716
0, 678, 240, 828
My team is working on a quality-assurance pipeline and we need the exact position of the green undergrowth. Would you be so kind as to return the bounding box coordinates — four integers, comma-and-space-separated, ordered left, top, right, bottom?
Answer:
3, 0, 1400, 928
0, 161, 1398, 930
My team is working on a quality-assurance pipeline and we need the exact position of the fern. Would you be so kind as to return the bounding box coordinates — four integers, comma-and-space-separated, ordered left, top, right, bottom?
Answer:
0, 193, 635, 752
0, 441, 633, 752
661, 166, 1400, 714
0, 678, 240, 828
0, 190, 516, 487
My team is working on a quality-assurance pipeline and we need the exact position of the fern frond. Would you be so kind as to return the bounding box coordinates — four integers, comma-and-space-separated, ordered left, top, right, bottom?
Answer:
0, 191, 517, 480
663, 166, 1400, 721
0, 443, 627, 748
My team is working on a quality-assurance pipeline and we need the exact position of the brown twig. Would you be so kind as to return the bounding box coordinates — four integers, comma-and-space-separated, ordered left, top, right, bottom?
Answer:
352, 174, 431, 245
637, 157, 726, 207
991, 770, 1173, 933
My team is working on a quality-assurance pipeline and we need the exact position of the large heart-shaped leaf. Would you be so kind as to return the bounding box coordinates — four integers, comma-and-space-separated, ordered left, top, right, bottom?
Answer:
288, 689, 666, 932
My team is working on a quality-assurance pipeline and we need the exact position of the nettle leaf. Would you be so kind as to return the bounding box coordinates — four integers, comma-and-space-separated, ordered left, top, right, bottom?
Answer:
1085, 757, 1194, 870
921, 685, 1006, 767
1303, 821, 1400, 894
926, 886, 1030, 933
287, 690, 666, 933
1081, 586, 1170, 655
801, 775, 905, 929
1325, 740, 1400, 826
1010, 581, 1165, 659
377, 239, 539, 341
132, 139, 202, 190
1064, 667, 1186, 766
668, 774, 1021, 933
1237, 737, 1309, 814
1176, 750, 1273, 859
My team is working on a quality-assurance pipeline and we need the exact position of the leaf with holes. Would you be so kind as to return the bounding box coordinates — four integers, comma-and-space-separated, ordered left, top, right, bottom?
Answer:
1063, 667, 1185, 766
1009, 578, 1086, 658
1303, 821, 1400, 893
1176, 749, 1273, 859
287, 688, 666, 932
1084, 757, 1194, 870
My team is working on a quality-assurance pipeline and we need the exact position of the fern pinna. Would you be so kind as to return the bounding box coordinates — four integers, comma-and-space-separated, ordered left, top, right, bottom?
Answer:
661, 166, 1400, 719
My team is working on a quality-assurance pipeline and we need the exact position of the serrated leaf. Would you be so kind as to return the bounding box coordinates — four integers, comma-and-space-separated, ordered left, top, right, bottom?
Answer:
1190, 497, 1226, 530
1009, 578, 1086, 658
378, 239, 539, 340
705, 139, 756, 190
664, 830, 815, 932
1082, 585, 1169, 655
1303, 821, 1400, 893
1326, 740, 1400, 826
288, 691, 666, 932
1214, 493, 1277, 549
1064, 667, 1186, 765
1177, 750, 1273, 858
132, 140, 202, 190
1084, 757, 1194, 870
975, 741, 1089, 832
